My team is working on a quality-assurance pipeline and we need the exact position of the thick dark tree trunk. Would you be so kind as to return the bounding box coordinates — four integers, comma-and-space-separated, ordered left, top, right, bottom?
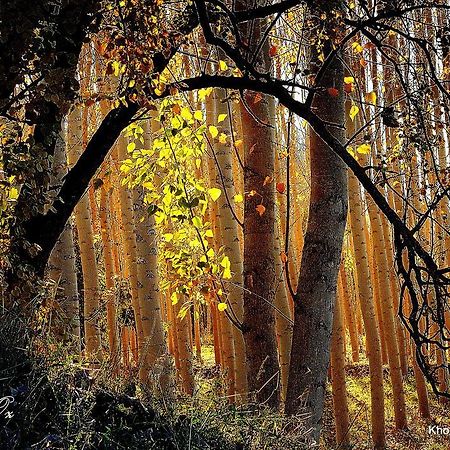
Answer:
285, 2, 348, 442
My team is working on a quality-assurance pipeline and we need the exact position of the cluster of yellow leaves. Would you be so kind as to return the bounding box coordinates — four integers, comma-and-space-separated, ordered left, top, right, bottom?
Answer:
120, 98, 235, 316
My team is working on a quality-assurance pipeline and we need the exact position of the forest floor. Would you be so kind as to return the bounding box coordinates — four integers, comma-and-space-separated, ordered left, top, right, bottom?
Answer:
198, 345, 449, 450
321, 359, 450, 450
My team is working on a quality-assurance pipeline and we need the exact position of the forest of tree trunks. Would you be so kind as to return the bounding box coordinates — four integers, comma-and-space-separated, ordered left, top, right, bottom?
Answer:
1, 1, 450, 449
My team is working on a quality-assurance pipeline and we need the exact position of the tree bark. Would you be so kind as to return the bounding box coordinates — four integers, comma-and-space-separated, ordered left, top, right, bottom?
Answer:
47, 132, 80, 350
241, 89, 281, 408
331, 276, 351, 448
66, 105, 101, 357
285, 32, 348, 445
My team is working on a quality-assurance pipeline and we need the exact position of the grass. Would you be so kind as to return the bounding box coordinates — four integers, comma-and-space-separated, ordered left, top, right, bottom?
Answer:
198, 343, 450, 449
321, 355, 450, 449
3, 308, 447, 450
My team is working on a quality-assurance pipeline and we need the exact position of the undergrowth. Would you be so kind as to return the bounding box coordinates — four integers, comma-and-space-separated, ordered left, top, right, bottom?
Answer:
0, 311, 310, 450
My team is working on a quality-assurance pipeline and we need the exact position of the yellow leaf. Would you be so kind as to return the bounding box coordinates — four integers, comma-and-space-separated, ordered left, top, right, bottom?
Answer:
177, 305, 189, 320
180, 107, 193, 121
207, 248, 215, 258
171, 116, 182, 129
218, 302, 228, 312
220, 255, 230, 269
256, 204, 266, 216
349, 104, 359, 121
352, 42, 363, 53
219, 133, 227, 144
218, 113, 227, 123
365, 91, 377, 105
356, 143, 371, 154
344, 76, 355, 84
234, 193, 243, 203
198, 87, 213, 101
192, 216, 202, 228
234, 139, 243, 149
163, 233, 174, 242
9, 187, 19, 200
194, 110, 203, 121
208, 187, 222, 201
205, 229, 214, 238
219, 60, 228, 71
112, 61, 121, 77
127, 142, 136, 152
209, 125, 219, 138
120, 164, 131, 174
171, 292, 178, 305
220, 256, 232, 279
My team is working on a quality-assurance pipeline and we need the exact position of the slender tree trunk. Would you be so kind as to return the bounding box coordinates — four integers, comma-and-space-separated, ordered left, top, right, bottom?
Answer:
285, 27, 348, 444
205, 92, 236, 396
367, 197, 407, 429
343, 64, 385, 447
340, 267, 359, 362
173, 297, 194, 395
132, 184, 171, 392
348, 171, 386, 448
331, 276, 351, 448
114, 136, 145, 360
47, 132, 80, 350
212, 87, 247, 400
99, 184, 119, 366
67, 105, 101, 358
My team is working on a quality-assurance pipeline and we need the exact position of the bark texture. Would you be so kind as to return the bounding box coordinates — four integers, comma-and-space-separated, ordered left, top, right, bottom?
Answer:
285, 32, 348, 444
